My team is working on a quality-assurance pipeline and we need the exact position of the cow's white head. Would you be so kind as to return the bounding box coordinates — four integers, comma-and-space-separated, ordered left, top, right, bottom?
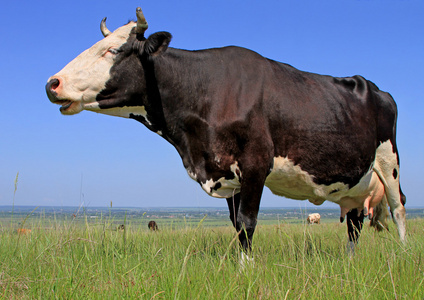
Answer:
46, 7, 170, 121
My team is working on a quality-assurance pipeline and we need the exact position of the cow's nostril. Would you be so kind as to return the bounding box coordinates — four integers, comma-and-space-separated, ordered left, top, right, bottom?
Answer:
50, 78, 60, 91
46, 78, 61, 102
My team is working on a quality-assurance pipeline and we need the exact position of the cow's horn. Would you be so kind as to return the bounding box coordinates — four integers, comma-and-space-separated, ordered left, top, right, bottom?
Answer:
100, 17, 112, 37
136, 7, 148, 36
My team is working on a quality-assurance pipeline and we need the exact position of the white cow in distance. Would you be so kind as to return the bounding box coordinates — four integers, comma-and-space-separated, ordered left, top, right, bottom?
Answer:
307, 213, 321, 224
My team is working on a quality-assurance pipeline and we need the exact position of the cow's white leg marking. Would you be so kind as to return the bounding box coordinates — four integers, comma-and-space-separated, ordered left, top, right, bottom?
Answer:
373, 140, 406, 242
347, 241, 356, 255
239, 251, 254, 269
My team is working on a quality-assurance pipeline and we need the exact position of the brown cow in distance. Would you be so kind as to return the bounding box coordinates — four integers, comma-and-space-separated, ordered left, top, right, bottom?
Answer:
148, 221, 158, 231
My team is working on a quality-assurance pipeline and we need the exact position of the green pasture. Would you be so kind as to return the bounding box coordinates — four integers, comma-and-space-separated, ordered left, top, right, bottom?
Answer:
0, 209, 423, 299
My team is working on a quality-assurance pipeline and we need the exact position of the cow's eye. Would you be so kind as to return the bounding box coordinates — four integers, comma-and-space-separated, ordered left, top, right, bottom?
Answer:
108, 48, 120, 55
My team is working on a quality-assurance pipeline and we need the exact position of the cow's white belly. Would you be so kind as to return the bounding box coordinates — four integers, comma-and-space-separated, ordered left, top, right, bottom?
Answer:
265, 140, 396, 207
264, 156, 349, 202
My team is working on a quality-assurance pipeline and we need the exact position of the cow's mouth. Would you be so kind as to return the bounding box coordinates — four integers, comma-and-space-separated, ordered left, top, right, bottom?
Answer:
51, 99, 82, 115
59, 100, 73, 112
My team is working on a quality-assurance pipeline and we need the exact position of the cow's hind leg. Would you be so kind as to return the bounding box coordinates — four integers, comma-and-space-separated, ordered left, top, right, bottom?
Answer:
370, 195, 390, 231
374, 172, 406, 243
374, 141, 406, 243
346, 208, 365, 253
387, 185, 406, 243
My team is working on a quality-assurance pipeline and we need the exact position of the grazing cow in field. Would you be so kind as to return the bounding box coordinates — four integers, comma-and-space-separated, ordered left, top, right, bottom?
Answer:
148, 221, 158, 231
46, 7, 406, 254
307, 213, 321, 224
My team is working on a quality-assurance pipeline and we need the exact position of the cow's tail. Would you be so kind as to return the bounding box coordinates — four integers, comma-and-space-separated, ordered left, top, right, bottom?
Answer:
370, 195, 389, 231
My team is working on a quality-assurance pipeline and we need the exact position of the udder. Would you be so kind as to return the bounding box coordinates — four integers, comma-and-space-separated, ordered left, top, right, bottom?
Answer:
339, 173, 385, 221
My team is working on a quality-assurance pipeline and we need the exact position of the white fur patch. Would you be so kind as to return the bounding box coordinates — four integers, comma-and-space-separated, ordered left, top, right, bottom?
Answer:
372, 140, 399, 187
187, 170, 197, 181
240, 251, 254, 269
372, 140, 401, 212
264, 156, 348, 201
196, 162, 242, 198
84, 103, 152, 125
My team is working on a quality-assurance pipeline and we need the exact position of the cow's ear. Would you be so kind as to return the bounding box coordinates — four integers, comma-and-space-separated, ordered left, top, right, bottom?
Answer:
144, 32, 172, 56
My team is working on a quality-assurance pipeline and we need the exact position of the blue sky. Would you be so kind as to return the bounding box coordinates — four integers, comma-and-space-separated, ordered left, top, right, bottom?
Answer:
1, 0, 423, 209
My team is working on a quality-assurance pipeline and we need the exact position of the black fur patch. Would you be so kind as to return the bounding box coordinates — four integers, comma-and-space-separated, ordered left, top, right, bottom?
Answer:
212, 182, 222, 191
393, 168, 398, 179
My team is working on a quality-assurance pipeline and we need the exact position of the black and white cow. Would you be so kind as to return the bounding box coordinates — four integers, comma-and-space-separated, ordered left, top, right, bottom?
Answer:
46, 8, 406, 253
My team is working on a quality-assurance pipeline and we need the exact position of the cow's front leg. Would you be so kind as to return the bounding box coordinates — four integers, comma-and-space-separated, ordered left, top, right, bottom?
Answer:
236, 169, 268, 253
226, 192, 255, 266
226, 191, 256, 252
226, 173, 265, 253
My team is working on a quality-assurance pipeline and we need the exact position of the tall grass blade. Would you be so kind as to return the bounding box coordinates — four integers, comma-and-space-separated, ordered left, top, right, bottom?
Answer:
11, 172, 19, 228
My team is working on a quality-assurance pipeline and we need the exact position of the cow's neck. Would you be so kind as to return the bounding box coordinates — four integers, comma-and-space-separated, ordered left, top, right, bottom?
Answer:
141, 48, 215, 169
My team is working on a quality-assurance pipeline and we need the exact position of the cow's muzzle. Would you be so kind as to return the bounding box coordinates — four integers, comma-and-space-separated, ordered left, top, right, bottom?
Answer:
46, 77, 75, 112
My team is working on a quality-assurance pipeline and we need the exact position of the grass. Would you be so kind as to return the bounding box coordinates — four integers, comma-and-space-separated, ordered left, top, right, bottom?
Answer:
0, 213, 423, 299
